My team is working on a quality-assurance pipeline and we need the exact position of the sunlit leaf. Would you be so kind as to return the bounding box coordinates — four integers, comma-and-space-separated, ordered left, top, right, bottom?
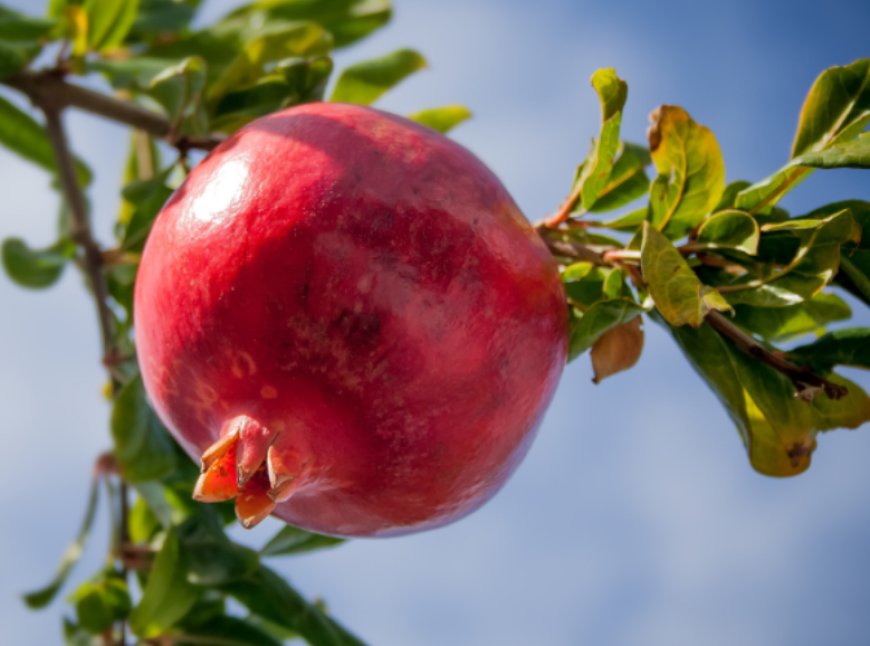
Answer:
641, 222, 729, 326
647, 105, 725, 239
261, 525, 345, 557
589, 143, 650, 213
129, 529, 199, 638
110, 375, 177, 482
574, 68, 627, 210
330, 48, 426, 105
796, 131, 870, 169
84, 0, 139, 51
792, 58, 870, 158
23, 475, 100, 608
695, 209, 759, 254
736, 59, 870, 214
407, 105, 471, 133
2, 237, 75, 289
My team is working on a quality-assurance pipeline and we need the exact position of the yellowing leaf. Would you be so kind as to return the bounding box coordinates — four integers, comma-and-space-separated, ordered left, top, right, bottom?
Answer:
408, 105, 471, 134
647, 105, 725, 239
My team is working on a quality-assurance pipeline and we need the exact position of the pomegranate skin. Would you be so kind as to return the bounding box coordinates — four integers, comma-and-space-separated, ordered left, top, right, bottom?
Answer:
134, 102, 567, 537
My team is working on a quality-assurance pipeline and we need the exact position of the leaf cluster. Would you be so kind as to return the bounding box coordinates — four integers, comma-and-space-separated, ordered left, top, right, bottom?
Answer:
545, 60, 870, 477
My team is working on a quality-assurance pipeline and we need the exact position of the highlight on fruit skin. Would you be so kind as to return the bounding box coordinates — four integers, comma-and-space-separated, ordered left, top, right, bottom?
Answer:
134, 101, 568, 537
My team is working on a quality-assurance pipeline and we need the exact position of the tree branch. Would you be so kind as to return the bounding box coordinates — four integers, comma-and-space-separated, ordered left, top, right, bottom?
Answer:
7, 70, 223, 152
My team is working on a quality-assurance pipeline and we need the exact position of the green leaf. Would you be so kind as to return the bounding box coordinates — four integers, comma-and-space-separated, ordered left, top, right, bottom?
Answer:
131, 0, 198, 38
641, 222, 729, 326
601, 205, 647, 231
224, 0, 391, 48
129, 529, 199, 638
647, 105, 725, 239
0, 40, 32, 78
736, 59, 870, 214
0, 7, 56, 40
120, 169, 174, 251
574, 68, 627, 211
329, 48, 426, 105
796, 131, 870, 169
83, 0, 138, 51
62, 618, 102, 646
695, 209, 760, 254
69, 573, 131, 634
792, 58, 870, 158
110, 375, 177, 482
207, 22, 331, 106
562, 263, 627, 309
0, 95, 92, 185
2, 237, 75, 289
732, 292, 850, 342
260, 525, 345, 557
176, 516, 259, 585
211, 55, 333, 131
23, 474, 100, 608
173, 615, 285, 646
568, 298, 643, 361
825, 201, 870, 304
149, 56, 208, 135
407, 105, 471, 134
723, 208, 858, 307
589, 143, 650, 213
790, 327, 870, 372
221, 563, 367, 646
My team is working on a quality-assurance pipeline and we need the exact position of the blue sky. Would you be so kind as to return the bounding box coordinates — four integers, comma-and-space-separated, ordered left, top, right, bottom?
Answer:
2, 0, 870, 644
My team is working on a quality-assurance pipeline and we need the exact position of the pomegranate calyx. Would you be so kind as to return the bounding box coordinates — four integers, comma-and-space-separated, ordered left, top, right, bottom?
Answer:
192, 416, 305, 528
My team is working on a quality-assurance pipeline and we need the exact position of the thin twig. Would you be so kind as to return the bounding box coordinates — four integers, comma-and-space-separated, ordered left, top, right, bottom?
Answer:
704, 310, 846, 400
7, 70, 223, 152
43, 108, 118, 368
533, 224, 845, 399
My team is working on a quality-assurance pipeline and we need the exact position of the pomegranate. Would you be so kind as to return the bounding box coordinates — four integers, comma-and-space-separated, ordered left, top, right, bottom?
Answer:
134, 102, 567, 537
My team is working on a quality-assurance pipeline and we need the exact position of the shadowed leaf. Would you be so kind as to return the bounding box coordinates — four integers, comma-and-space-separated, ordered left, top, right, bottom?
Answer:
641, 222, 729, 326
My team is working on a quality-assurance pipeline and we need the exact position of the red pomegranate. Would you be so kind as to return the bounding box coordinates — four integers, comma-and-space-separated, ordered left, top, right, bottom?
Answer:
134, 102, 567, 537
